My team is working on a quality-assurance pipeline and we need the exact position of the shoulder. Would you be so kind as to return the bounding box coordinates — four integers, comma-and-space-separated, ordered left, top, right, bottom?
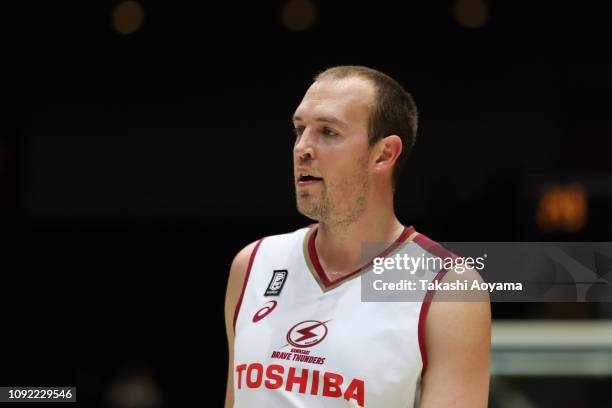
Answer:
225, 225, 312, 313
230, 240, 261, 279
426, 265, 491, 334
414, 230, 491, 364
224, 238, 265, 340
420, 267, 491, 405
417, 233, 491, 405
411, 230, 457, 261
415, 230, 490, 302
225, 238, 265, 312
230, 225, 312, 269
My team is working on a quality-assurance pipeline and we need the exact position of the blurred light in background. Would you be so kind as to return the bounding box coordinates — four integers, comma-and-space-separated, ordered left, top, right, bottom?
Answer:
112, 1, 145, 35
453, 0, 488, 29
537, 183, 588, 233
106, 361, 162, 408
281, 0, 317, 32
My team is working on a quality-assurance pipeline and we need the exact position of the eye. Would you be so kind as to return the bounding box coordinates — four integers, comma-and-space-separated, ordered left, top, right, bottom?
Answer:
293, 126, 305, 137
322, 127, 338, 137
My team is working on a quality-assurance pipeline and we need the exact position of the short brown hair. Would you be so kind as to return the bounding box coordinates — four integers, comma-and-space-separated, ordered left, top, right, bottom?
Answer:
315, 65, 418, 186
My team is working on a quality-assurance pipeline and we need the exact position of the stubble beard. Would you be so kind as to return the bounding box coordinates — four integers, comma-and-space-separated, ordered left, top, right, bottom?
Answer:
295, 161, 369, 228
296, 189, 329, 221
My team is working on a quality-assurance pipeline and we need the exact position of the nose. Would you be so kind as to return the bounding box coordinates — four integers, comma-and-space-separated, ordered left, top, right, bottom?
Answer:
293, 128, 315, 163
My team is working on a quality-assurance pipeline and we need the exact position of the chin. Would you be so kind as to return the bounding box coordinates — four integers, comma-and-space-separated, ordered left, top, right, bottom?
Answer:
296, 199, 321, 221
298, 211, 320, 222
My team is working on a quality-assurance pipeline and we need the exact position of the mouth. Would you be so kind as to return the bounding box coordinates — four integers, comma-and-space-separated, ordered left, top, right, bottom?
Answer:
297, 173, 323, 186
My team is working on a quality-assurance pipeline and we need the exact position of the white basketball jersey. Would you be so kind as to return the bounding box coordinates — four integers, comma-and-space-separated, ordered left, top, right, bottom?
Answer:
232, 224, 453, 407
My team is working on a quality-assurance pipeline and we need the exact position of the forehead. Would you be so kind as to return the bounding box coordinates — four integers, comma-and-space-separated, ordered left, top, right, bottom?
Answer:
293, 77, 375, 127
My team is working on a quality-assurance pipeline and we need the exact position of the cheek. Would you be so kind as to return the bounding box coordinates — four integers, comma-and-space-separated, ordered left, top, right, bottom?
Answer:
325, 156, 368, 191
323, 142, 362, 167
319, 138, 370, 181
320, 152, 351, 181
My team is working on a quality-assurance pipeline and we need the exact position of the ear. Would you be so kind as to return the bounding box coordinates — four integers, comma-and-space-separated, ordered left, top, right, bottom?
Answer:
372, 135, 402, 175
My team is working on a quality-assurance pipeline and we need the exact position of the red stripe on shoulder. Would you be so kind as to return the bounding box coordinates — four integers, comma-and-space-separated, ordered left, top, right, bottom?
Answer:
417, 267, 448, 373
413, 232, 458, 260
232, 238, 265, 331
414, 232, 459, 373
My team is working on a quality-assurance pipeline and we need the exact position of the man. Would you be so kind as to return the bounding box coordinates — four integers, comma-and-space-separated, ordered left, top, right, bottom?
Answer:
224, 66, 490, 407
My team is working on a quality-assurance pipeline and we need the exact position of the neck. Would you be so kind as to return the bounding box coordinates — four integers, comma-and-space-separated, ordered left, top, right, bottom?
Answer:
314, 190, 404, 278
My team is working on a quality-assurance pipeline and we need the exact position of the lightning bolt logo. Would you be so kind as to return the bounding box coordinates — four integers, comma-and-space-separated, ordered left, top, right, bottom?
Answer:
285, 319, 331, 348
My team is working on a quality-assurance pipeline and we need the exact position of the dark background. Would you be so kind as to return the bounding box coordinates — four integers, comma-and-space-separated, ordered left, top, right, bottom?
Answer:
1, 1, 612, 407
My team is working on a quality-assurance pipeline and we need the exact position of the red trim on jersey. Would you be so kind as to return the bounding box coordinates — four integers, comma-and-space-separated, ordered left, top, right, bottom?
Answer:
417, 268, 448, 373
414, 233, 459, 373
233, 238, 265, 331
307, 225, 415, 289
413, 233, 457, 260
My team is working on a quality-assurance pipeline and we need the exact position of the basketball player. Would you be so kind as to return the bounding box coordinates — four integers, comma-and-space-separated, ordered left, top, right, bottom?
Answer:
224, 66, 491, 407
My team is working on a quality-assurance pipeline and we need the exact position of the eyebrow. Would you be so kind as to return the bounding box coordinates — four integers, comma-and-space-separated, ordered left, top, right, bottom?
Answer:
292, 115, 348, 129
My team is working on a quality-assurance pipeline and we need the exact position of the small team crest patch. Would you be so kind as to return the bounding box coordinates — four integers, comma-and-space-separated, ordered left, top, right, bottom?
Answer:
265, 270, 288, 296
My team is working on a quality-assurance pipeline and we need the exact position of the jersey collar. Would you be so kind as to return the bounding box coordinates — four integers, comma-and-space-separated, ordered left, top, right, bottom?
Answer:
302, 224, 418, 292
